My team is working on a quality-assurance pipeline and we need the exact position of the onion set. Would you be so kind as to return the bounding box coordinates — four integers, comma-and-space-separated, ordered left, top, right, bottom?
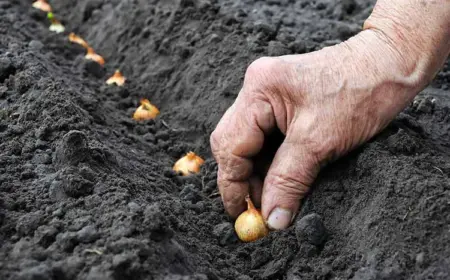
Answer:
106, 70, 126, 86
32, 0, 52, 12
85, 47, 105, 66
133, 99, 160, 121
69, 33, 89, 49
47, 13, 65, 34
234, 195, 269, 242
173, 152, 204, 176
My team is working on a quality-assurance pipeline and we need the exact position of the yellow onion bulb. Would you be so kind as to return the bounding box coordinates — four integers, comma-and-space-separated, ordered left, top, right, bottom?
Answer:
235, 195, 269, 242
49, 21, 65, 33
32, 0, 52, 12
69, 33, 89, 49
132, 99, 160, 121
85, 47, 105, 66
173, 152, 204, 176
106, 70, 126, 86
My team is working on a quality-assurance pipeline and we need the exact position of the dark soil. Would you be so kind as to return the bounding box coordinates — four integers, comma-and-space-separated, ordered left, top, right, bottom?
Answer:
1, 0, 449, 279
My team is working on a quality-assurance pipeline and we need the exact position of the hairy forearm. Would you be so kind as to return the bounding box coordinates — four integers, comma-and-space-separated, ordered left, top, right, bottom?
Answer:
364, 0, 450, 90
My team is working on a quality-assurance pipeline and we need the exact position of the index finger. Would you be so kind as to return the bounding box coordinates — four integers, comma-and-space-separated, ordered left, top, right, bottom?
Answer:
210, 92, 275, 218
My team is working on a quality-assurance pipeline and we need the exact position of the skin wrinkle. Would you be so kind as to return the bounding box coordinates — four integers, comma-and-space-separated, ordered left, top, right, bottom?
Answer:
221, 153, 253, 181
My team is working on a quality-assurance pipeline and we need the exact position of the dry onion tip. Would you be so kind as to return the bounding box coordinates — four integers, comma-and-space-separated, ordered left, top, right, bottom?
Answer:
32, 0, 52, 12
47, 13, 65, 33
85, 47, 105, 66
235, 195, 269, 242
69, 33, 89, 49
106, 70, 126, 86
173, 152, 205, 176
132, 99, 160, 121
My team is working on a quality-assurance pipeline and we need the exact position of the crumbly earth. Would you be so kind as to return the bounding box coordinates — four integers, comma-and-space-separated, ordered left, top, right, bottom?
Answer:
0, 0, 449, 279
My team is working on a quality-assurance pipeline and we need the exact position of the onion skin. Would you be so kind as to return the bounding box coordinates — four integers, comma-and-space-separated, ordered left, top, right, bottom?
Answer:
235, 196, 269, 242
173, 152, 204, 176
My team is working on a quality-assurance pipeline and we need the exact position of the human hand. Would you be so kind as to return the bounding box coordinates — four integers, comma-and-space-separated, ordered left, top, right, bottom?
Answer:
210, 29, 429, 230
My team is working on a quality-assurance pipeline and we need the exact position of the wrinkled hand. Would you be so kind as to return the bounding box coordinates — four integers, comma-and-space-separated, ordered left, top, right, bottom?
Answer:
210, 30, 425, 230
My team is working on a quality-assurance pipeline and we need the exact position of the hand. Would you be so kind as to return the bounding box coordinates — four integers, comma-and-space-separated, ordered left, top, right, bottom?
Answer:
210, 30, 426, 230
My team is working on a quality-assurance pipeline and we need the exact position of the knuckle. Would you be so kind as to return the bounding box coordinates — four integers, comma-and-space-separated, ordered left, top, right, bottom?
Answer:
245, 56, 277, 82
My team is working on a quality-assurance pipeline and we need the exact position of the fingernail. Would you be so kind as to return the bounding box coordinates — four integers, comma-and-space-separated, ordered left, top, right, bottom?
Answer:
267, 207, 293, 230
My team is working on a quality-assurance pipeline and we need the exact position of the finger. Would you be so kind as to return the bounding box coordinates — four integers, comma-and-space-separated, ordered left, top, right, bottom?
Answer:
249, 175, 263, 208
261, 137, 320, 230
211, 94, 275, 217
216, 153, 253, 218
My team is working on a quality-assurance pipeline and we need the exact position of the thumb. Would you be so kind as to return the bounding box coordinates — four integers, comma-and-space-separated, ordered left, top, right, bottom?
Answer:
261, 137, 320, 230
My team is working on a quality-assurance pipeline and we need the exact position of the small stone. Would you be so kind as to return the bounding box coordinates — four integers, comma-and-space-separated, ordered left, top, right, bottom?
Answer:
295, 213, 327, 246
212, 222, 238, 246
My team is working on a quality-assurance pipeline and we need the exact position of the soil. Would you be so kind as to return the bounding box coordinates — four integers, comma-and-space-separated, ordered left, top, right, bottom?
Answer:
0, 0, 449, 279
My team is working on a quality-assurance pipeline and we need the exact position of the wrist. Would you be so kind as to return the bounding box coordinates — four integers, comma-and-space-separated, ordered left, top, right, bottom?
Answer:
363, 0, 450, 91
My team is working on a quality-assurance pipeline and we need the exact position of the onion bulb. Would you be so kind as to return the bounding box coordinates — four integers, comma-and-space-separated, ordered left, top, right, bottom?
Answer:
133, 99, 160, 121
47, 12, 65, 34
32, 0, 52, 12
106, 70, 126, 86
173, 152, 204, 176
235, 195, 269, 242
69, 33, 89, 49
85, 47, 105, 66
